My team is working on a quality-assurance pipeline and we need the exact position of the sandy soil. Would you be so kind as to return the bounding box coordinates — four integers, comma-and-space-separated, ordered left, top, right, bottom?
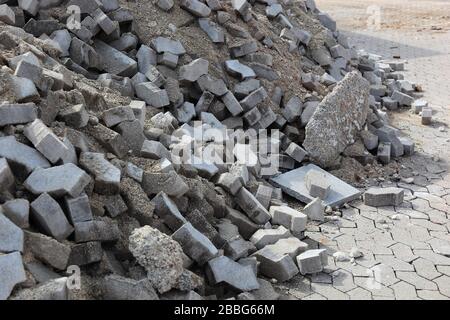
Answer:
316, 0, 450, 31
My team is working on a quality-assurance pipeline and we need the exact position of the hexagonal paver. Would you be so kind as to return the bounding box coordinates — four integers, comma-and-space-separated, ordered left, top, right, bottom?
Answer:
417, 289, 449, 300
390, 281, 419, 300
396, 271, 438, 290
375, 255, 415, 271
436, 266, 450, 277
354, 276, 395, 298
311, 282, 350, 300
412, 258, 441, 280
413, 249, 450, 266
302, 293, 327, 300
433, 275, 450, 297
371, 264, 399, 286
347, 286, 372, 300
390, 242, 418, 263
331, 269, 357, 292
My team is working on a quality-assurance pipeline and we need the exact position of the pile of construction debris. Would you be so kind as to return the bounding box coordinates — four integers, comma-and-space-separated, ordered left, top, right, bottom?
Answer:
0, 0, 425, 300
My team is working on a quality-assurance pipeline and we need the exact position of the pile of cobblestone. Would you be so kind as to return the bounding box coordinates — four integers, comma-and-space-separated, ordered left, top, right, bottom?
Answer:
0, 0, 424, 300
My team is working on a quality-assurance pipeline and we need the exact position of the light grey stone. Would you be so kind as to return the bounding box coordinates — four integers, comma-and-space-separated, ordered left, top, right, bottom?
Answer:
0, 102, 37, 126
25, 231, 71, 270
103, 274, 159, 300
24, 163, 91, 197
236, 187, 271, 224
0, 252, 26, 300
269, 206, 307, 235
65, 194, 93, 224
79, 152, 121, 195
93, 40, 137, 77
206, 256, 260, 292
296, 249, 328, 275
73, 219, 120, 243
250, 225, 291, 249
305, 170, 331, 200
252, 246, 299, 281
0, 212, 24, 253
303, 197, 325, 222
364, 187, 404, 207
1, 199, 29, 229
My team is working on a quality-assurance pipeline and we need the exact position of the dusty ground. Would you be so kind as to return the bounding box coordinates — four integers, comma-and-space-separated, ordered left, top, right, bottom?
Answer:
316, 0, 450, 31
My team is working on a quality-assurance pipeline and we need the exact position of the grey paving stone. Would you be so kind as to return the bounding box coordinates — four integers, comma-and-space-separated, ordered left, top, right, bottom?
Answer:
412, 258, 441, 280
252, 246, 299, 282
0, 252, 26, 300
0, 102, 37, 126
390, 280, 419, 300
31, 193, 74, 241
270, 164, 361, 207
73, 220, 120, 243
24, 163, 91, 197
25, 231, 71, 270
311, 282, 349, 300
79, 152, 121, 195
1, 199, 29, 229
93, 40, 137, 77
0, 212, 24, 253
396, 271, 438, 290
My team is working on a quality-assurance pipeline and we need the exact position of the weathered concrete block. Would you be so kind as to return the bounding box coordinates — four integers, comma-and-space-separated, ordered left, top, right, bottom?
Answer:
0, 4, 15, 25
199, 18, 224, 43
24, 163, 91, 197
135, 82, 170, 108
172, 223, 219, 265
73, 219, 120, 243
226, 207, 261, 240
0, 212, 24, 253
250, 225, 291, 249
151, 191, 188, 232
69, 241, 103, 266
0, 252, 26, 300
236, 187, 271, 224
31, 193, 73, 241
377, 142, 391, 165
65, 193, 93, 224
150, 37, 186, 55
0, 157, 14, 192
206, 256, 260, 292
421, 107, 432, 125
296, 249, 328, 275
363, 187, 404, 207
285, 142, 307, 163
102, 106, 135, 127
59, 104, 89, 128
0, 102, 37, 126
87, 124, 129, 158
79, 152, 121, 195
25, 231, 71, 270
179, 58, 209, 83
2, 199, 29, 229
142, 171, 189, 197
255, 184, 273, 209
217, 172, 243, 195
252, 246, 299, 282
265, 237, 308, 259
225, 60, 256, 80
141, 140, 171, 160
180, 0, 211, 17
103, 274, 159, 300
93, 40, 137, 77
24, 119, 69, 164
269, 206, 307, 235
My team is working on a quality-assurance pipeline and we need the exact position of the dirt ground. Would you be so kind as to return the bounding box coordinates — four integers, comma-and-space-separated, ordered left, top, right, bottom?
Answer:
316, 0, 450, 32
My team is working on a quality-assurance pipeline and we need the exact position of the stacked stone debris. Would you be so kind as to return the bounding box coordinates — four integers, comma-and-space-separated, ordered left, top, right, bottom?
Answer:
0, 0, 421, 300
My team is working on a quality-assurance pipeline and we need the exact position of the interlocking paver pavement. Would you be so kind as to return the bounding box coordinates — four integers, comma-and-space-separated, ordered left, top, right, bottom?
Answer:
275, 0, 450, 300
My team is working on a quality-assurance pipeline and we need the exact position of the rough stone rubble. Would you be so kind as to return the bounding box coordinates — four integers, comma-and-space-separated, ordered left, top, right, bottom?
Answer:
0, 0, 430, 300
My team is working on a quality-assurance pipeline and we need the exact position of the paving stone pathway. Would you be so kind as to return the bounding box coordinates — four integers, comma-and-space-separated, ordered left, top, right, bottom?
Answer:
278, 2, 450, 300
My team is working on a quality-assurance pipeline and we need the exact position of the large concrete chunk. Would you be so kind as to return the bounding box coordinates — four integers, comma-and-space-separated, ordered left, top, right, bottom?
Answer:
303, 71, 370, 168
0, 252, 26, 300
0, 212, 24, 253
271, 164, 361, 207
79, 152, 121, 195
73, 220, 120, 243
30, 193, 74, 241
24, 119, 69, 164
93, 40, 137, 77
0, 103, 37, 126
252, 246, 299, 282
206, 256, 260, 292
0, 136, 50, 175
25, 232, 71, 270
364, 187, 404, 207
236, 187, 271, 224
24, 164, 91, 197
172, 223, 219, 265
129, 226, 183, 293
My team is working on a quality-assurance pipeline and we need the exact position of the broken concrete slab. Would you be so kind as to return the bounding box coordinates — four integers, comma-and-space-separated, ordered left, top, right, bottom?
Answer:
270, 164, 361, 207
303, 71, 370, 168
24, 163, 91, 197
